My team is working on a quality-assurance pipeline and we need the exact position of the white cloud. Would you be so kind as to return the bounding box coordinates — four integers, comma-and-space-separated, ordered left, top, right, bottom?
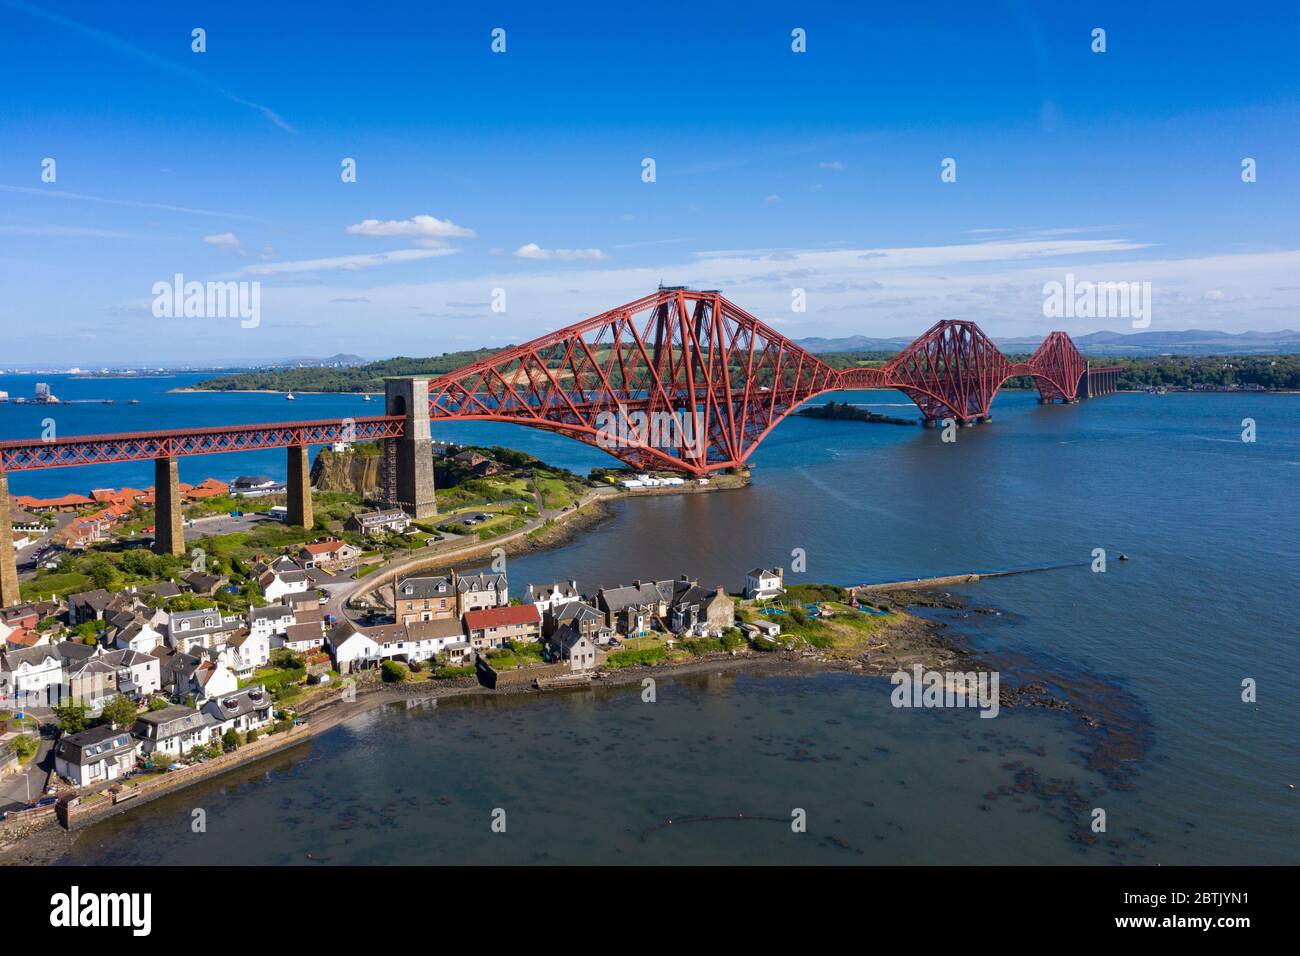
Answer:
514, 243, 608, 261
203, 232, 244, 253
1204, 289, 1225, 300
244, 247, 459, 275
765, 194, 782, 202
346, 215, 477, 242
818, 161, 846, 170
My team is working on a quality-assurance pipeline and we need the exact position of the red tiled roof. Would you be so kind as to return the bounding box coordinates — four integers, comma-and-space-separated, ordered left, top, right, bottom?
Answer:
302, 540, 349, 556
463, 604, 541, 630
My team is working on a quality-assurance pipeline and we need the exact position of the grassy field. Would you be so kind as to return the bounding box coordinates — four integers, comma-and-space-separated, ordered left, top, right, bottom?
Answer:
755, 601, 895, 654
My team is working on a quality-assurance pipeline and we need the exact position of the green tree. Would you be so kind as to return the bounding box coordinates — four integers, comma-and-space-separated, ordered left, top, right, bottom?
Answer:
381, 660, 409, 683
101, 694, 138, 729
221, 728, 241, 752
55, 701, 89, 734
9, 735, 38, 761
83, 557, 119, 590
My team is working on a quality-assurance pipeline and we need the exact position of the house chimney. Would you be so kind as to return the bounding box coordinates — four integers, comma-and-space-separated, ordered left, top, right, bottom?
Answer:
633, 579, 642, 588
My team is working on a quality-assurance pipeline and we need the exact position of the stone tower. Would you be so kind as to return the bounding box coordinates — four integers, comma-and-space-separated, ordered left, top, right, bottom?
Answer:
383, 377, 437, 518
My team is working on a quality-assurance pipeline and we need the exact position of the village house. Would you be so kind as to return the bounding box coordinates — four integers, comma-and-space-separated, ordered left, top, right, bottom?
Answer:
201, 684, 274, 737
248, 603, 296, 641
231, 475, 282, 496
551, 600, 613, 644
193, 659, 239, 702
463, 604, 541, 652
745, 566, 786, 601
451, 449, 499, 476
394, 574, 457, 623
327, 621, 382, 674
347, 508, 411, 536
89, 642, 161, 702
667, 578, 736, 637
64, 655, 120, 713
257, 564, 311, 601
222, 630, 271, 678
152, 647, 200, 700
0, 641, 90, 705
299, 537, 361, 569
524, 580, 582, 619
456, 569, 509, 614
166, 608, 242, 654
597, 579, 673, 636
182, 570, 228, 596
67, 588, 120, 626
113, 620, 164, 655
138, 580, 184, 601
10, 507, 47, 536
550, 625, 599, 671
54, 725, 139, 787
1, 618, 47, 651
14, 492, 95, 512
284, 589, 325, 613
404, 617, 468, 662
280, 620, 326, 653
132, 704, 220, 757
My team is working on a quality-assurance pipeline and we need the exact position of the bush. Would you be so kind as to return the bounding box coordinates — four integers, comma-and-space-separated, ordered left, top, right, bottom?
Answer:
720, 628, 746, 651
147, 696, 170, 712
101, 694, 139, 729
381, 660, 410, 683
245, 727, 259, 743
680, 637, 724, 656
10, 735, 38, 761
606, 646, 667, 669
55, 701, 89, 734
222, 728, 241, 753
431, 665, 475, 680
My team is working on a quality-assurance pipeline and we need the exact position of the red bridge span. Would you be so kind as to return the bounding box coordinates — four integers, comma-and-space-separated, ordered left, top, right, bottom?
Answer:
0, 288, 1118, 600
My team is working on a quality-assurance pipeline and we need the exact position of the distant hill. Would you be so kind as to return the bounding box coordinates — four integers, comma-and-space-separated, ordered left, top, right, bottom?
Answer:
191, 348, 508, 392
271, 352, 369, 368
797, 328, 1300, 356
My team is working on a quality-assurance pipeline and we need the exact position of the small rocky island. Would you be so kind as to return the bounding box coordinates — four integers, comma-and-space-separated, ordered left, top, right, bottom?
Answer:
797, 400, 914, 426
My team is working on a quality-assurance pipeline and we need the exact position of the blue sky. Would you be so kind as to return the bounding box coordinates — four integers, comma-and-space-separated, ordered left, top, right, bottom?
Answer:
1, 0, 1297, 365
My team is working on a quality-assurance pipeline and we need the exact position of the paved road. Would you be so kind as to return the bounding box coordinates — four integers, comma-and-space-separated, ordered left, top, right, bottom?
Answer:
15, 513, 74, 581
0, 722, 54, 812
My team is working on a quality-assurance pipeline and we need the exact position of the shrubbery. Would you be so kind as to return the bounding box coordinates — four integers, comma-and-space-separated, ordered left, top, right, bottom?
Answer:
381, 660, 410, 683
431, 665, 475, 680
606, 646, 667, 669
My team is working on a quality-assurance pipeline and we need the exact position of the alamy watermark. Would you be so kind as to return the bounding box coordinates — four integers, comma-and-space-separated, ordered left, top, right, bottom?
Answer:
152, 273, 260, 328
1043, 273, 1152, 329
595, 406, 704, 456
890, 664, 1000, 718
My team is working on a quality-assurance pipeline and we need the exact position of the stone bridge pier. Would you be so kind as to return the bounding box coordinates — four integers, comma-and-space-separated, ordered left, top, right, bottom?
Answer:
384, 377, 438, 518
0, 472, 19, 607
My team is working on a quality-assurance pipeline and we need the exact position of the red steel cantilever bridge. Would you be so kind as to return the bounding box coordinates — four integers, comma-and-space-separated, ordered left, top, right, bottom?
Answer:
0, 288, 1118, 595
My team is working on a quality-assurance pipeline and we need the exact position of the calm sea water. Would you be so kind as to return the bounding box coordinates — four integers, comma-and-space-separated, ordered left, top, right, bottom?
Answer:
6, 374, 1296, 864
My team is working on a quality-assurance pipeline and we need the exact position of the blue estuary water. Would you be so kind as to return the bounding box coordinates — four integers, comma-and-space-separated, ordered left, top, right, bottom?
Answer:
4, 373, 1296, 864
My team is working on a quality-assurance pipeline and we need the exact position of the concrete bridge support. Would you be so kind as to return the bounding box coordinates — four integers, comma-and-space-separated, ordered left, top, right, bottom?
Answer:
384, 377, 438, 518
287, 444, 313, 529
153, 456, 184, 556
0, 472, 19, 607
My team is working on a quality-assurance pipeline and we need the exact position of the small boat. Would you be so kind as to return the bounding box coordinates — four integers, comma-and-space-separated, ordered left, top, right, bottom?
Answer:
363, 394, 372, 402
286, 392, 295, 401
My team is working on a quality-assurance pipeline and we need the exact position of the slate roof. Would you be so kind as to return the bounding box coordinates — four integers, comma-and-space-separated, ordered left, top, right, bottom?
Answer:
396, 575, 453, 600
